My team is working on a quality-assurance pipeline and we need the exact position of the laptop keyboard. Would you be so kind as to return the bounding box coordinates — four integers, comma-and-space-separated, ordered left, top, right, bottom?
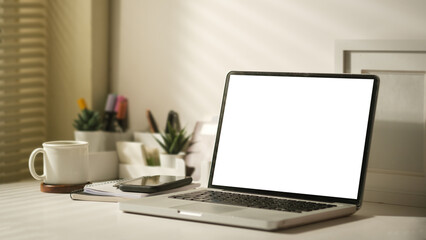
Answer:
169, 190, 337, 213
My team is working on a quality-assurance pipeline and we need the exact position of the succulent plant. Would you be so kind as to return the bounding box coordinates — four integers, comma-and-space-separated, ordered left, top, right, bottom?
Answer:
155, 122, 191, 154
73, 98, 103, 131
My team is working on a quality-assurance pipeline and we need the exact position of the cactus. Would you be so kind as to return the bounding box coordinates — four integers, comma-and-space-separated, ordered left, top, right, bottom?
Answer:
73, 98, 103, 131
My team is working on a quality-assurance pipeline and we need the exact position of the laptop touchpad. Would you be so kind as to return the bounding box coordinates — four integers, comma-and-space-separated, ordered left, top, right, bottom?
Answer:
172, 203, 243, 214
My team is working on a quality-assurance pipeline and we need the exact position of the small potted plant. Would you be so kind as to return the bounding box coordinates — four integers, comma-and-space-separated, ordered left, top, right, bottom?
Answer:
73, 98, 105, 152
155, 122, 191, 168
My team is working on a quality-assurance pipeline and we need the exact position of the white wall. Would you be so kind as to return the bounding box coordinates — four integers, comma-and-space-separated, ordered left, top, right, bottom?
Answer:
110, 0, 426, 132
47, 0, 109, 140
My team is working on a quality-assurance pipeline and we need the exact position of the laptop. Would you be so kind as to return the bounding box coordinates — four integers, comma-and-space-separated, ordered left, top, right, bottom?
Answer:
120, 71, 380, 230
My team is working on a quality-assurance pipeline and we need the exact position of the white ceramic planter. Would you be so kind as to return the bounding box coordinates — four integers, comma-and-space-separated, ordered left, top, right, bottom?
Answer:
116, 141, 146, 165
133, 132, 163, 149
74, 130, 106, 152
159, 153, 178, 168
75, 130, 133, 152
159, 153, 185, 168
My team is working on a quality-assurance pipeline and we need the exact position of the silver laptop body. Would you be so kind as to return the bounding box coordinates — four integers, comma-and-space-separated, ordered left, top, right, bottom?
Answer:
120, 71, 380, 231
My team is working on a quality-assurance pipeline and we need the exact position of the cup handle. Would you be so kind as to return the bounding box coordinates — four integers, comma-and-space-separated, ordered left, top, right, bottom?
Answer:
28, 148, 46, 181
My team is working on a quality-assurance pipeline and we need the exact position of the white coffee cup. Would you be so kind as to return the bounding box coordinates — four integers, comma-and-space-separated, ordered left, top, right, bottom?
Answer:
28, 141, 89, 185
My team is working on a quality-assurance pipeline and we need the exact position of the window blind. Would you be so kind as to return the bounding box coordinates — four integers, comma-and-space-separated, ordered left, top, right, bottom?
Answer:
0, 0, 47, 183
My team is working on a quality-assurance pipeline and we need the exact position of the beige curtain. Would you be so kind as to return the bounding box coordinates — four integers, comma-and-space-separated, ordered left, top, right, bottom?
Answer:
0, 0, 47, 183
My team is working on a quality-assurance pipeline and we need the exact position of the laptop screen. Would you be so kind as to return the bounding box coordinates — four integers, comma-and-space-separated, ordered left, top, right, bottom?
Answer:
210, 72, 378, 201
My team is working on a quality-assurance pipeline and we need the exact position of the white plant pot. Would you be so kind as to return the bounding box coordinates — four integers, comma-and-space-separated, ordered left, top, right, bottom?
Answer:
75, 130, 133, 152
160, 153, 184, 168
133, 132, 163, 149
116, 141, 146, 165
74, 130, 107, 152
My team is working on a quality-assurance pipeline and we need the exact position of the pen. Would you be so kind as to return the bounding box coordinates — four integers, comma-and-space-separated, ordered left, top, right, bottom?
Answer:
146, 109, 159, 133
114, 95, 125, 113
165, 110, 181, 132
116, 97, 128, 132
103, 93, 117, 132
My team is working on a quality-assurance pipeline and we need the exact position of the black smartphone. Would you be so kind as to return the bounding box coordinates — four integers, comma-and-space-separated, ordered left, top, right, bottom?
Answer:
118, 175, 192, 193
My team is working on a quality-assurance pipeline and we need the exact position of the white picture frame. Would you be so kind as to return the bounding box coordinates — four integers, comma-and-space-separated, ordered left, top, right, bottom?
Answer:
335, 40, 426, 207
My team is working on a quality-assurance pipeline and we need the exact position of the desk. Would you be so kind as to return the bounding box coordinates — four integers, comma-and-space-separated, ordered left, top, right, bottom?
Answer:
1, 180, 425, 240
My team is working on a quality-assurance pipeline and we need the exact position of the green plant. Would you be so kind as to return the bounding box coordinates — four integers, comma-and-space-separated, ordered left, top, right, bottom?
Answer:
73, 109, 103, 131
155, 122, 191, 154
142, 145, 160, 166
73, 98, 103, 131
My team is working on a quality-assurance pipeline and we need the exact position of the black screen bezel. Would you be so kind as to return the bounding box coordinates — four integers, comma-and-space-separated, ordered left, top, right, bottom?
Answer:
208, 71, 380, 208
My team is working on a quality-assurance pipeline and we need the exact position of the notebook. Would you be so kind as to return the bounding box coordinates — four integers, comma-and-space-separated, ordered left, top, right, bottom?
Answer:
120, 71, 380, 230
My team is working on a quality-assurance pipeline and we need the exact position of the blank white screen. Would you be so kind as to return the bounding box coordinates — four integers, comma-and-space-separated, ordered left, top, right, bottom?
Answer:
211, 74, 374, 199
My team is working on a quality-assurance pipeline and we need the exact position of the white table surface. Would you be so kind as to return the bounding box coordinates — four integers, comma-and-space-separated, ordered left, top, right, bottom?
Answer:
1, 180, 425, 240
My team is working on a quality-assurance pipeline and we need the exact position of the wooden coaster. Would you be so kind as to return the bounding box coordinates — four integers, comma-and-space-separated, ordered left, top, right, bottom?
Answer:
40, 182, 88, 193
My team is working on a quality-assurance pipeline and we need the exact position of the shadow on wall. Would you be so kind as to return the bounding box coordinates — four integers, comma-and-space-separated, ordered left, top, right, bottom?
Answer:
369, 120, 424, 174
